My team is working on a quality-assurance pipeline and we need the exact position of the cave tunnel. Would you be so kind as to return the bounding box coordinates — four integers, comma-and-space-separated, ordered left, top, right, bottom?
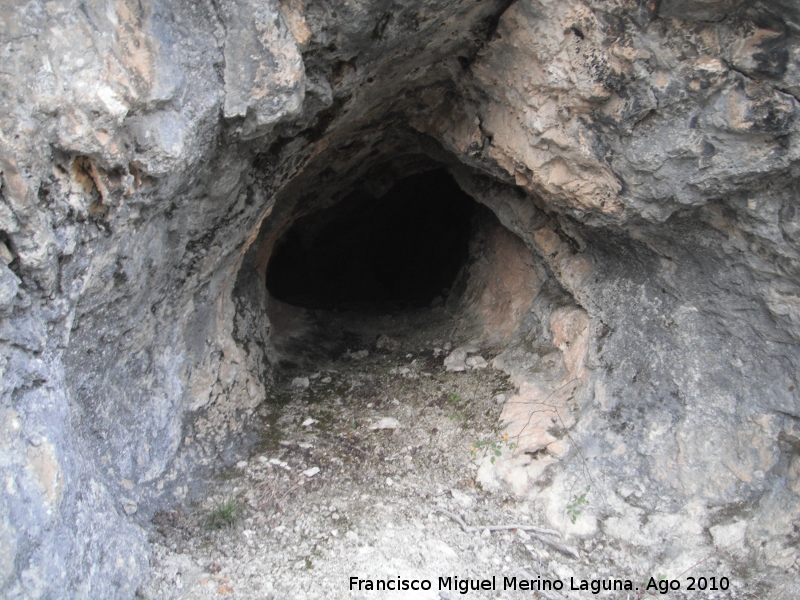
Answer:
265, 169, 477, 310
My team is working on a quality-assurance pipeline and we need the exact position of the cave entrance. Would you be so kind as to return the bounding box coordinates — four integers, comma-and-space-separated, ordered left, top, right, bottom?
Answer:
265, 169, 476, 310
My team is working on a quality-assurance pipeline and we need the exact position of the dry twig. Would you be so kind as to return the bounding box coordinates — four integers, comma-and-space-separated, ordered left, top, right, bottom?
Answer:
529, 533, 580, 559
433, 508, 561, 536
433, 508, 579, 558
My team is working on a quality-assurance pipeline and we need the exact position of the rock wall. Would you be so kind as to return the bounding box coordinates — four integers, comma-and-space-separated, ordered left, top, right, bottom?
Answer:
1, 0, 799, 596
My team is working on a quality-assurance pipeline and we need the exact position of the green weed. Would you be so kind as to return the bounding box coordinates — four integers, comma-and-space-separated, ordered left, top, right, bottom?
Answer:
447, 392, 468, 422
206, 497, 243, 529
566, 486, 590, 524
471, 434, 517, 464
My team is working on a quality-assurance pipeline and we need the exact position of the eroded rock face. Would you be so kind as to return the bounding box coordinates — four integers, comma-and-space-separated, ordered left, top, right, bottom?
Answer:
1, 0, 799, 596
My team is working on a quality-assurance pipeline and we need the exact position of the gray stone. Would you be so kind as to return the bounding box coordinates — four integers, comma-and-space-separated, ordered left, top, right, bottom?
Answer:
292, 377, 310, 390
368, 417, 402, 431
444, 346, 479, 372
0, 242, 13, 265
219, 0, 305, 138
0, 265, 19, 306
465, 355, 487, 370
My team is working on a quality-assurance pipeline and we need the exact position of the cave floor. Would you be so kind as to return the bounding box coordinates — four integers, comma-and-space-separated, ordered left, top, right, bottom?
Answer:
142, 306, 745, 600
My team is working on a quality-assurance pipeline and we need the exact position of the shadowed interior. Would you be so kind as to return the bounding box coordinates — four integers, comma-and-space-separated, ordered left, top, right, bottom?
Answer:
265, 169, 476, 310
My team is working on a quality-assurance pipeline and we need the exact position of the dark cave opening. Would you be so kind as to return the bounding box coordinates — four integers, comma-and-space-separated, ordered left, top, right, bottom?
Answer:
265, 169, 477, 310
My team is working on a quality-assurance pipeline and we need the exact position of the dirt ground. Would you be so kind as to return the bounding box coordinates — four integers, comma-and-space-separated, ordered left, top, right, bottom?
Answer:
141, 306, 753, 600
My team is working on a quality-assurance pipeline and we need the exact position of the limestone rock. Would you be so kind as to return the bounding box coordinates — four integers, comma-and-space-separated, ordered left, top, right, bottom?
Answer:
443, 345, 479, 372
368, 417, 402, 431
0, 265, 20, 307
465, 355, 487, 370
219, 0, 305, 138
292, 377, 310, 390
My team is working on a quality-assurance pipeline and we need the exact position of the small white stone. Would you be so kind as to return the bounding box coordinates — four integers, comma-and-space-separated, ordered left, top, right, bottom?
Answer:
269, 458, 291, 470
301, 418, 317, 427
450, 489, 474, 508
386, 477, 394, 486
494, 394, 507, 405
369, 417, 402, 430
444, 346, 472, 372
710, 521, 747, 548
236, 460, 248, 469
466, 355, 487, 369
292, 377, 310, 389
0, 242, 13, 265
302, 467, 320, 477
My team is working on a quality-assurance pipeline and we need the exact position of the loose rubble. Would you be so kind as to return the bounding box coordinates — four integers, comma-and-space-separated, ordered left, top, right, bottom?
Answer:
144, 307, 774, 599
